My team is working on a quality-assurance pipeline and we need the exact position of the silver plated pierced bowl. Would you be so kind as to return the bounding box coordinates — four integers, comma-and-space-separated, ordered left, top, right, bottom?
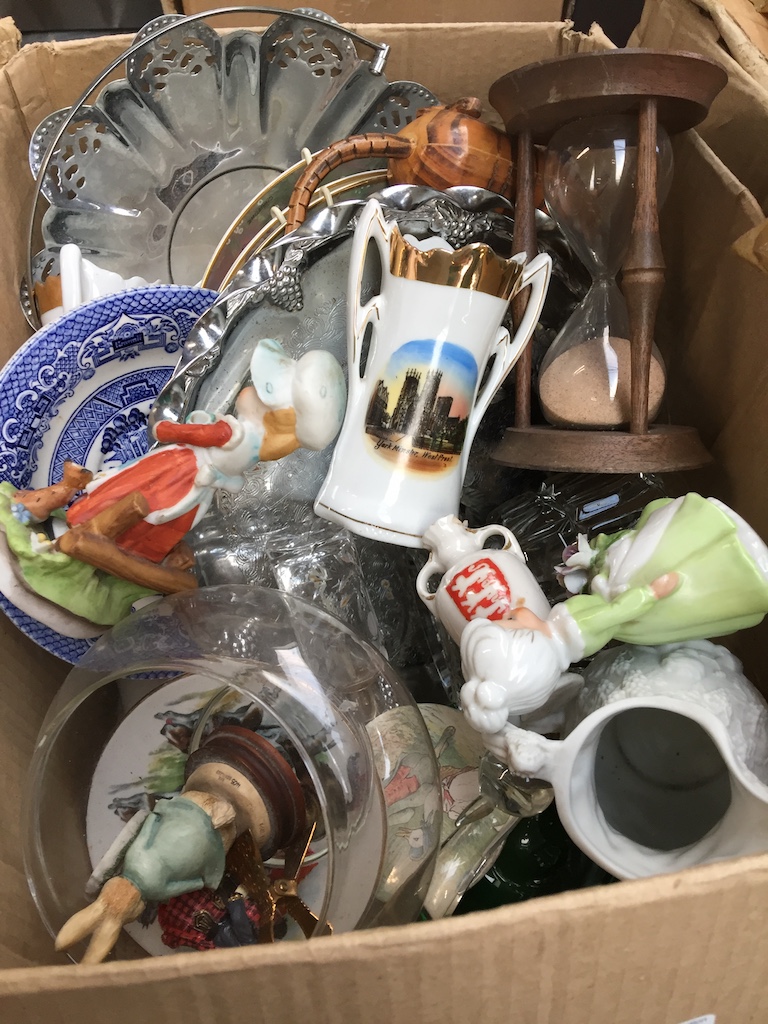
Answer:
30, 8, 437, 288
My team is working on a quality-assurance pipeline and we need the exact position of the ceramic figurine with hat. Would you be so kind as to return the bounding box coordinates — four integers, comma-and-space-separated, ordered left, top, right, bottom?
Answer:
10, 338, 345, 603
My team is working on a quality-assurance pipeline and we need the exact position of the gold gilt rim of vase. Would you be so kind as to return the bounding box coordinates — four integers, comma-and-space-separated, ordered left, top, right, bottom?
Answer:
388, 223, 524, 300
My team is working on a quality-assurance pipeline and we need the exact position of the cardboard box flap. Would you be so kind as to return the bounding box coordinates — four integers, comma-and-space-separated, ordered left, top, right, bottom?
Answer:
2, 34, 133, 141
633, 0, 768, 82
631, 0, 768, 211
694, 0, 768, 78
165, 0, 566, 27
0, 18, 20, 68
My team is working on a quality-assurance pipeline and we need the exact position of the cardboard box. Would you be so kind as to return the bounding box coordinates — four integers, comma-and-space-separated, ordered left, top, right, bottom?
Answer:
160, 0, 566, 26
2, 12, 768, 1024
630, 0, 768, 209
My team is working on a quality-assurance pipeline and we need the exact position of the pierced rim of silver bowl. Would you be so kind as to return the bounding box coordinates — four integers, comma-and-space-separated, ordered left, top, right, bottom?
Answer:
23, 6, 424, 330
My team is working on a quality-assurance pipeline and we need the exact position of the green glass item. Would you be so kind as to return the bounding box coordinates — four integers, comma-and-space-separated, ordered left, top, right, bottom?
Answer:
453, 802, 615, 913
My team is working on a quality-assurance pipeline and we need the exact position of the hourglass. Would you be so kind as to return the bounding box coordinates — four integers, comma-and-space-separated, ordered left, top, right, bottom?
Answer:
489, 50, 728, 473
538, 115, 672, 431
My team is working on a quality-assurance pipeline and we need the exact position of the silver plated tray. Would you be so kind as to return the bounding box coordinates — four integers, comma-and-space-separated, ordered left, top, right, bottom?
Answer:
28, 7, 436, 295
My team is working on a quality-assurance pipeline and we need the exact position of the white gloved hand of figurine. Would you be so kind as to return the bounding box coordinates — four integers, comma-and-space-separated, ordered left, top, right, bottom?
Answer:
459, 676, 511, 736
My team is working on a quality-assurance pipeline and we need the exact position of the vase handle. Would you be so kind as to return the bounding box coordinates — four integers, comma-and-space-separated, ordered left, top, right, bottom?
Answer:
347, 199, 391, 405
460, 252, 552, 483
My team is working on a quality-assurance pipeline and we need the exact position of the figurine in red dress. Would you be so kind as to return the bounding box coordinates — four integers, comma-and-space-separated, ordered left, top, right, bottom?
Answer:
12, 338, 346, 590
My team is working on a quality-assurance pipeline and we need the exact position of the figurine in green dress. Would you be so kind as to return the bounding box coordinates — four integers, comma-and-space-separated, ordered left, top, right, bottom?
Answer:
450, 494, 768, 746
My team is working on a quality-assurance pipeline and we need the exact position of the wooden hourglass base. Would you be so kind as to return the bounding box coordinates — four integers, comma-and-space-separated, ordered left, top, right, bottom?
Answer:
493, 423, 712, 474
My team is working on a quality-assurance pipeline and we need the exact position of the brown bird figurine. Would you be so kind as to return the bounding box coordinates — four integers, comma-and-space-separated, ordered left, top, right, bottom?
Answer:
285, 97, 519, 232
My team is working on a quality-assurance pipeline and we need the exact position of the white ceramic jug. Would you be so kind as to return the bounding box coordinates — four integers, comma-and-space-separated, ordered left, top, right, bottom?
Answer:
314, 199, 552, 547
416, 515, 551, 644
496, 640, 768, 880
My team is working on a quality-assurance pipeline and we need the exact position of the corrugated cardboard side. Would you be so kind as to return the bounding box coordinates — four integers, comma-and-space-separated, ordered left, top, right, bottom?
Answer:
631, 0, 768, 209
2, 17, 768, 1024
3, 855, 768, 1024
161, 0, 565, 27
0, 27, 123, 973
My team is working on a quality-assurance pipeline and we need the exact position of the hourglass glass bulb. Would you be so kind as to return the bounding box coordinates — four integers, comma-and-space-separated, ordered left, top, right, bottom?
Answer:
537, 113, 671, 431
544, 114, 673, 278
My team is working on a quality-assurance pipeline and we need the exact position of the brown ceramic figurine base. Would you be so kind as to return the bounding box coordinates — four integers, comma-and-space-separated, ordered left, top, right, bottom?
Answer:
185, 725, 306, 861
494, 423, 712, 474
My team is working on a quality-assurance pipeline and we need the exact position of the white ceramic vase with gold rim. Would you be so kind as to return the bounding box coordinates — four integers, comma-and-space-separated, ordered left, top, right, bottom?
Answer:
314, 199, 552, 547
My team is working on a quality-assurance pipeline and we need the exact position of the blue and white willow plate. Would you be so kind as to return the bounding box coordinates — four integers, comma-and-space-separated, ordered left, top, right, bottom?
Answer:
0, 285, 216, 662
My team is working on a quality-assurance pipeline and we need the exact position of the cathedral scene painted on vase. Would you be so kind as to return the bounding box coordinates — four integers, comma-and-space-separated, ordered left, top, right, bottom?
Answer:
364, 339, 477, 473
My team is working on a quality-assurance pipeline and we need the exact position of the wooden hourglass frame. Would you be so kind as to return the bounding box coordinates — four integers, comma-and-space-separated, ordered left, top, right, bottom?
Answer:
489, 50, 727, 473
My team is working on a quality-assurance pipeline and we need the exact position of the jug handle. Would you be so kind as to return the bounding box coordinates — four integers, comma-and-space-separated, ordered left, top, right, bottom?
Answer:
471, 523, 525, 561
460, 251, 552, 480
347, 199, 390, 403
415, 554, 443, 611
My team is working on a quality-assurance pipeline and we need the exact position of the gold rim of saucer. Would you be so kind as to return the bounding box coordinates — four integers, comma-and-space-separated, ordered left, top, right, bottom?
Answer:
217, 169, 388, 292
201, 160, 306, 290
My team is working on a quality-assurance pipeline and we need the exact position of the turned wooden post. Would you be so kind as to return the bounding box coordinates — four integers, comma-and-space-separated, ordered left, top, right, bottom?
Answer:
621, 97, 666, 436
512, 129, 537, 429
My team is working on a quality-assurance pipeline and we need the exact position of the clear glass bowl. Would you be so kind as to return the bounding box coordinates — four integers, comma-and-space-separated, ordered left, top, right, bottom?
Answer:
23, 585, 441, 961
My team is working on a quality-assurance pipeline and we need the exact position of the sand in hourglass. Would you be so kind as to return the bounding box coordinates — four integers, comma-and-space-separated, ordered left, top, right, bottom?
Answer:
539, 336, 666, 428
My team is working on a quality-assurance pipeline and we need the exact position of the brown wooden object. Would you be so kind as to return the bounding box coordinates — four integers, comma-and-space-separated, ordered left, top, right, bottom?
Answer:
185, 725, 306, 861
623, 97, 665, 436
55, 491, 198, 594
489, 50, 728, 142
488, 50, 727, 473
494, 423, 712, 474
285, 97, 515, 232
512, 129, 537, 429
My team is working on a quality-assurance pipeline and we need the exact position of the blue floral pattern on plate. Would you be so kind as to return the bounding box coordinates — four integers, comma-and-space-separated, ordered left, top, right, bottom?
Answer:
0, 285, 217, 663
